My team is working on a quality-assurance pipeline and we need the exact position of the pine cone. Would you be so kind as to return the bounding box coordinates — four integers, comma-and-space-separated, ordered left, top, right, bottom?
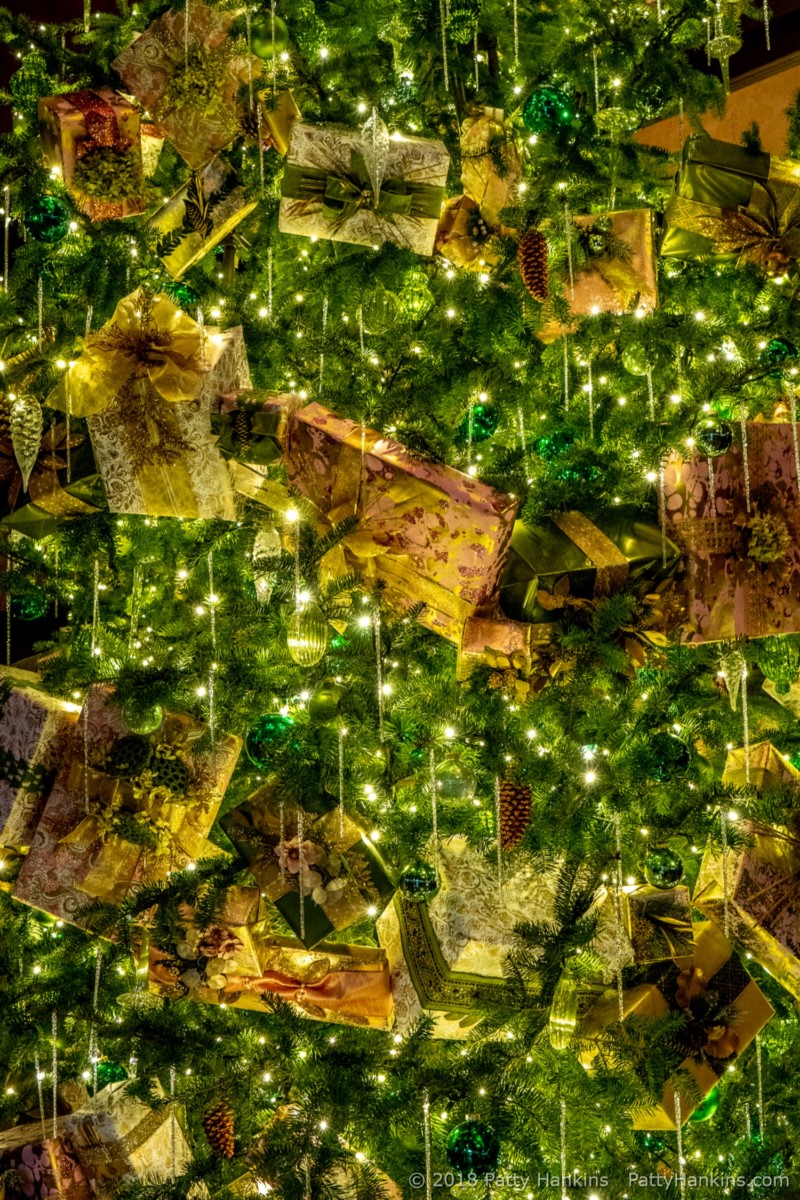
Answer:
203, 1100, 235, 1158
499, 779, 532, 850
517, 229, 549, 301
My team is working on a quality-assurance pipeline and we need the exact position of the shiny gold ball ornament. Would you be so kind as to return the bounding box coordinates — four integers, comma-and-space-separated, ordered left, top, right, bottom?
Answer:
287, 601, 329, 667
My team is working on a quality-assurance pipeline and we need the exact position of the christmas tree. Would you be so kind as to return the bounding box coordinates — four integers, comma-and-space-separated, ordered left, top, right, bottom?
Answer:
0, 0, 799, 1197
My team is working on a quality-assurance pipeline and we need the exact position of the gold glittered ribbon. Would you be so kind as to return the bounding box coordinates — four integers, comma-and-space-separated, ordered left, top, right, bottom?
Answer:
549, 511, 630, 596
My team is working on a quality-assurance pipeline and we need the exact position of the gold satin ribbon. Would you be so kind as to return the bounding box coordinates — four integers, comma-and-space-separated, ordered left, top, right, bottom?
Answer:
549, 511, 630, 596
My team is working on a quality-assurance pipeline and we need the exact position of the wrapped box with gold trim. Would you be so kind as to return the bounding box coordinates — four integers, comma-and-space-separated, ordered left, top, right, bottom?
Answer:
460, 106, 521, 229
623, 884, 694, 965
149, 159, 258, 279
257, 89, 301, 156
0, 667, 80, 852
198, 324, 253, 408
663, 421, 800, 641
222, 787, 395, 949
280, 120, 449, 255
581, 922, 774, 1129
14, 685, 240, 929
1, 418, 104, 540
149, 931, 394, 1030
537, 209, 658, 343
39, 89, 147, 221
693, 742, 800, 999
159, 885, 271, 980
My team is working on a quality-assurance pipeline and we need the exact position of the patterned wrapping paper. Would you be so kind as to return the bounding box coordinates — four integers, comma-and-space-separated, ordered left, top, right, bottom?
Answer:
660, 135, 800, 272
149, 932, 394, 1029
435, 194, 505, 273
14, 686, 240, 929
375, 837, 630, 1038
460, 106, 521, 229
279, 121, 450, 255
49, 289, 237, 520
112, 1, 261, 171
197, 325, 253, 408
285, 401, 518, 644
663, 420, 800, 641
221, 788, 396, 949
158, 884, 272, 980
0, 1115, 93, 1200
622, 884, 694, 965
537, 209, 659, 343
1, 420, 104, 539
219, 393, 305, 502
692, 742, 800, 1000
0, 667, 80, 852
39, 89, 146, 221
149, 158, 258, 279
582, 922, 774, 1130
258, 89, 301, 156
46, 1081, 191, 1195
140, 121, 165, 177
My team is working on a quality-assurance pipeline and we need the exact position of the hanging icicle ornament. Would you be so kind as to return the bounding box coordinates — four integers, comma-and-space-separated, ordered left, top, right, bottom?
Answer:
361, 109, 390, 208
548, 970, 579, 1049
708, 0, 742, 94
719, 646, 745, 711
287, 599, 328, 667
10, 394, 43, 492
739, 404, 753, 514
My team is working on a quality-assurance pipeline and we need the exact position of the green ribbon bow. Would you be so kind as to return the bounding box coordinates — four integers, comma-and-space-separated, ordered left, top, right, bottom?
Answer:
282, 151, 444, 225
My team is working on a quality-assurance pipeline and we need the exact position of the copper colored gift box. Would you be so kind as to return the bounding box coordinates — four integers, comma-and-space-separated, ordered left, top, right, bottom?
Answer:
0, 667, 80, 851
693, 742, 800, 1000
537, 209, 659, 343
14, 685, 240, 929
39, 89, 147, 221
663, 420, 800, 641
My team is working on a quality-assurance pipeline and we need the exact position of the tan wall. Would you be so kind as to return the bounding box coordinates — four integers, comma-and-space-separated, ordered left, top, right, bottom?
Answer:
634, 53, 800, 154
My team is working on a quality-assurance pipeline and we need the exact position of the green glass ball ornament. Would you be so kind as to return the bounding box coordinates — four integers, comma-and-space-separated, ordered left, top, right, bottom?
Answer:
361, 284, 403, 334
760, 336, 798, 376
287, 601, 329, 667
25, 195, 70, 244
634, 1131, 666, 1154
307, 681, 343, 725
11, 591, 49, 621
688, 1085, 720, 1123
446, 1120, 500, 1174
644, 847, 685, 889
621, 343, 654, 376
250, 11, 290, 59
165, 280, 201, 310
435, 759, 478, 802
649, 731, 691, 783
457, 402, 499, 443
245, 713, 295, 769
121, 699, 164, 736
95, 1061, 128, 1087
693, 417, 734, 457
533, 428, 575, 461
399, 859, 440, 903
522, 86, 575, 135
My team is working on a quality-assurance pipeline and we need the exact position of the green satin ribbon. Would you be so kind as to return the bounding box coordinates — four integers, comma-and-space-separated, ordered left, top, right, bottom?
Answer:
281, 151, 444, 224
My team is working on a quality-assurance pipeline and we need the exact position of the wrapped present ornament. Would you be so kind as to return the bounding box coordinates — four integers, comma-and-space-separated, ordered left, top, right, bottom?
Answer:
692, 742, 800, 999
149, 931, 394, 1029
197, 325, 252, 408
46, 1081, 191, 1193
537, 209, 659, 343
435, 195, 506, 273
1, 415, 104, 539
14, 686, 240, 928
38, 89, 147, 221
222, 786, 395, 949
280, 114, 449, 256
661, 135, 800, 274
48, 289, 236, 519
622, 884, 694, 965
157, 884, 271, 980
149, 158, 258, 279
581, 922, 774, 1129
256, 89, 301, 157
112, 1, 261, 171
460, 107, 521, 229
663, 420, 800, 641
0, 667, 80, 852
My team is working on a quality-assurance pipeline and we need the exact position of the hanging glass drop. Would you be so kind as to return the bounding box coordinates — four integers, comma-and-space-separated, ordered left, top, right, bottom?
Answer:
10, 394, 43, 492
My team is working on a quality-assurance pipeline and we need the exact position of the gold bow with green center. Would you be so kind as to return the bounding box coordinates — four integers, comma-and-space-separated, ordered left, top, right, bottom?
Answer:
281, 151, 445, 225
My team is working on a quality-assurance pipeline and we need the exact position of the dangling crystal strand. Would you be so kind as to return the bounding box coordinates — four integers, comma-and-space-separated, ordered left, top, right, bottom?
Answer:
4, 185, 10, 293
592, 45, 600, 110
678, 97, 685, 146
756, 1035, 764, 1138
763, 0, 771, 50
741, 660, 750, 784
91, 558, 100, 656
740, 404, 753, 513
357, 304, 365, 356
559, 1099, 568, 1200
319, 295, 328, 389
659, 462, 668, 569
169, 1066, 177, 1178
51, 1011, 58, 1138
90, 944, 103, 1109
563, 338, 570, 412
270, 0, 278, 99
674, 1093, 685, 1199
84, 0, 91, 34
267, 245, 273, 315
512, 0, 519, 68
439, 0, 449, 90
83, 692, 91, 809
656, 0, 662, 20
208, 665, 216, 749
208, 551, 216, 654
707, 457, 716, 521
788, 392, 800, 495
720, 807, 731, 939
587, 359, 594, 440
746, 1102, 752, 1139
467, 402, 474, 467
375, 607, 385, 742
613, 811, 625, 1021
646, 367, 655, 420
129, 564, 142, 652
429, 749, 439, 871
473, 28, 479, 88
4, 594, 9, 666
494, 776, 504, 905
705, 16, 712, 63
517, 402, 527, 478
37, 276, 43, 343
423, 1091, 432, 1200
258, 101, 266, 195
184, 0, 190, 70
564, 200, 575, 297
34, 1052, 46, 1142
338, 724, 346, 839
297, 803, 306, 942
245, 11, 254, 111
279, 796, 286, 880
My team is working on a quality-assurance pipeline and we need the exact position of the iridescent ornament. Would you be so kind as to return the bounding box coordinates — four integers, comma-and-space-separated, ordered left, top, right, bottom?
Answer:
534, 428, 575, 460
399, 859, 440, 903
245, 713, 295, 769
25, 195, 70, 244
250, 12, 290, 59
548, 972, 579, 1050
308, 681, 343, 725
165, 280, 201, 310
649, 731, 691, 782
121, 698, 164, 735
435, 759, 477, 802
688, 1085, 720, 1122
694, 417, 734, 457
287, 602, 329, 667
635, 1131, 666, 1154
644, 847, 684, 889
522, 86, 575, 135
11, 591, 49, 621
760, 336, 798, 377
94, 1061, 128, 1087
457, 402, 499, 443
10, 394, 43, 492
446, 1120, 500, 1174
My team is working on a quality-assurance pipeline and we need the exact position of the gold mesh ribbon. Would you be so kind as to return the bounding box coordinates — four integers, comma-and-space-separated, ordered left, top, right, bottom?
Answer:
62, 1107, 166, 1180
549, 511, 630, 595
